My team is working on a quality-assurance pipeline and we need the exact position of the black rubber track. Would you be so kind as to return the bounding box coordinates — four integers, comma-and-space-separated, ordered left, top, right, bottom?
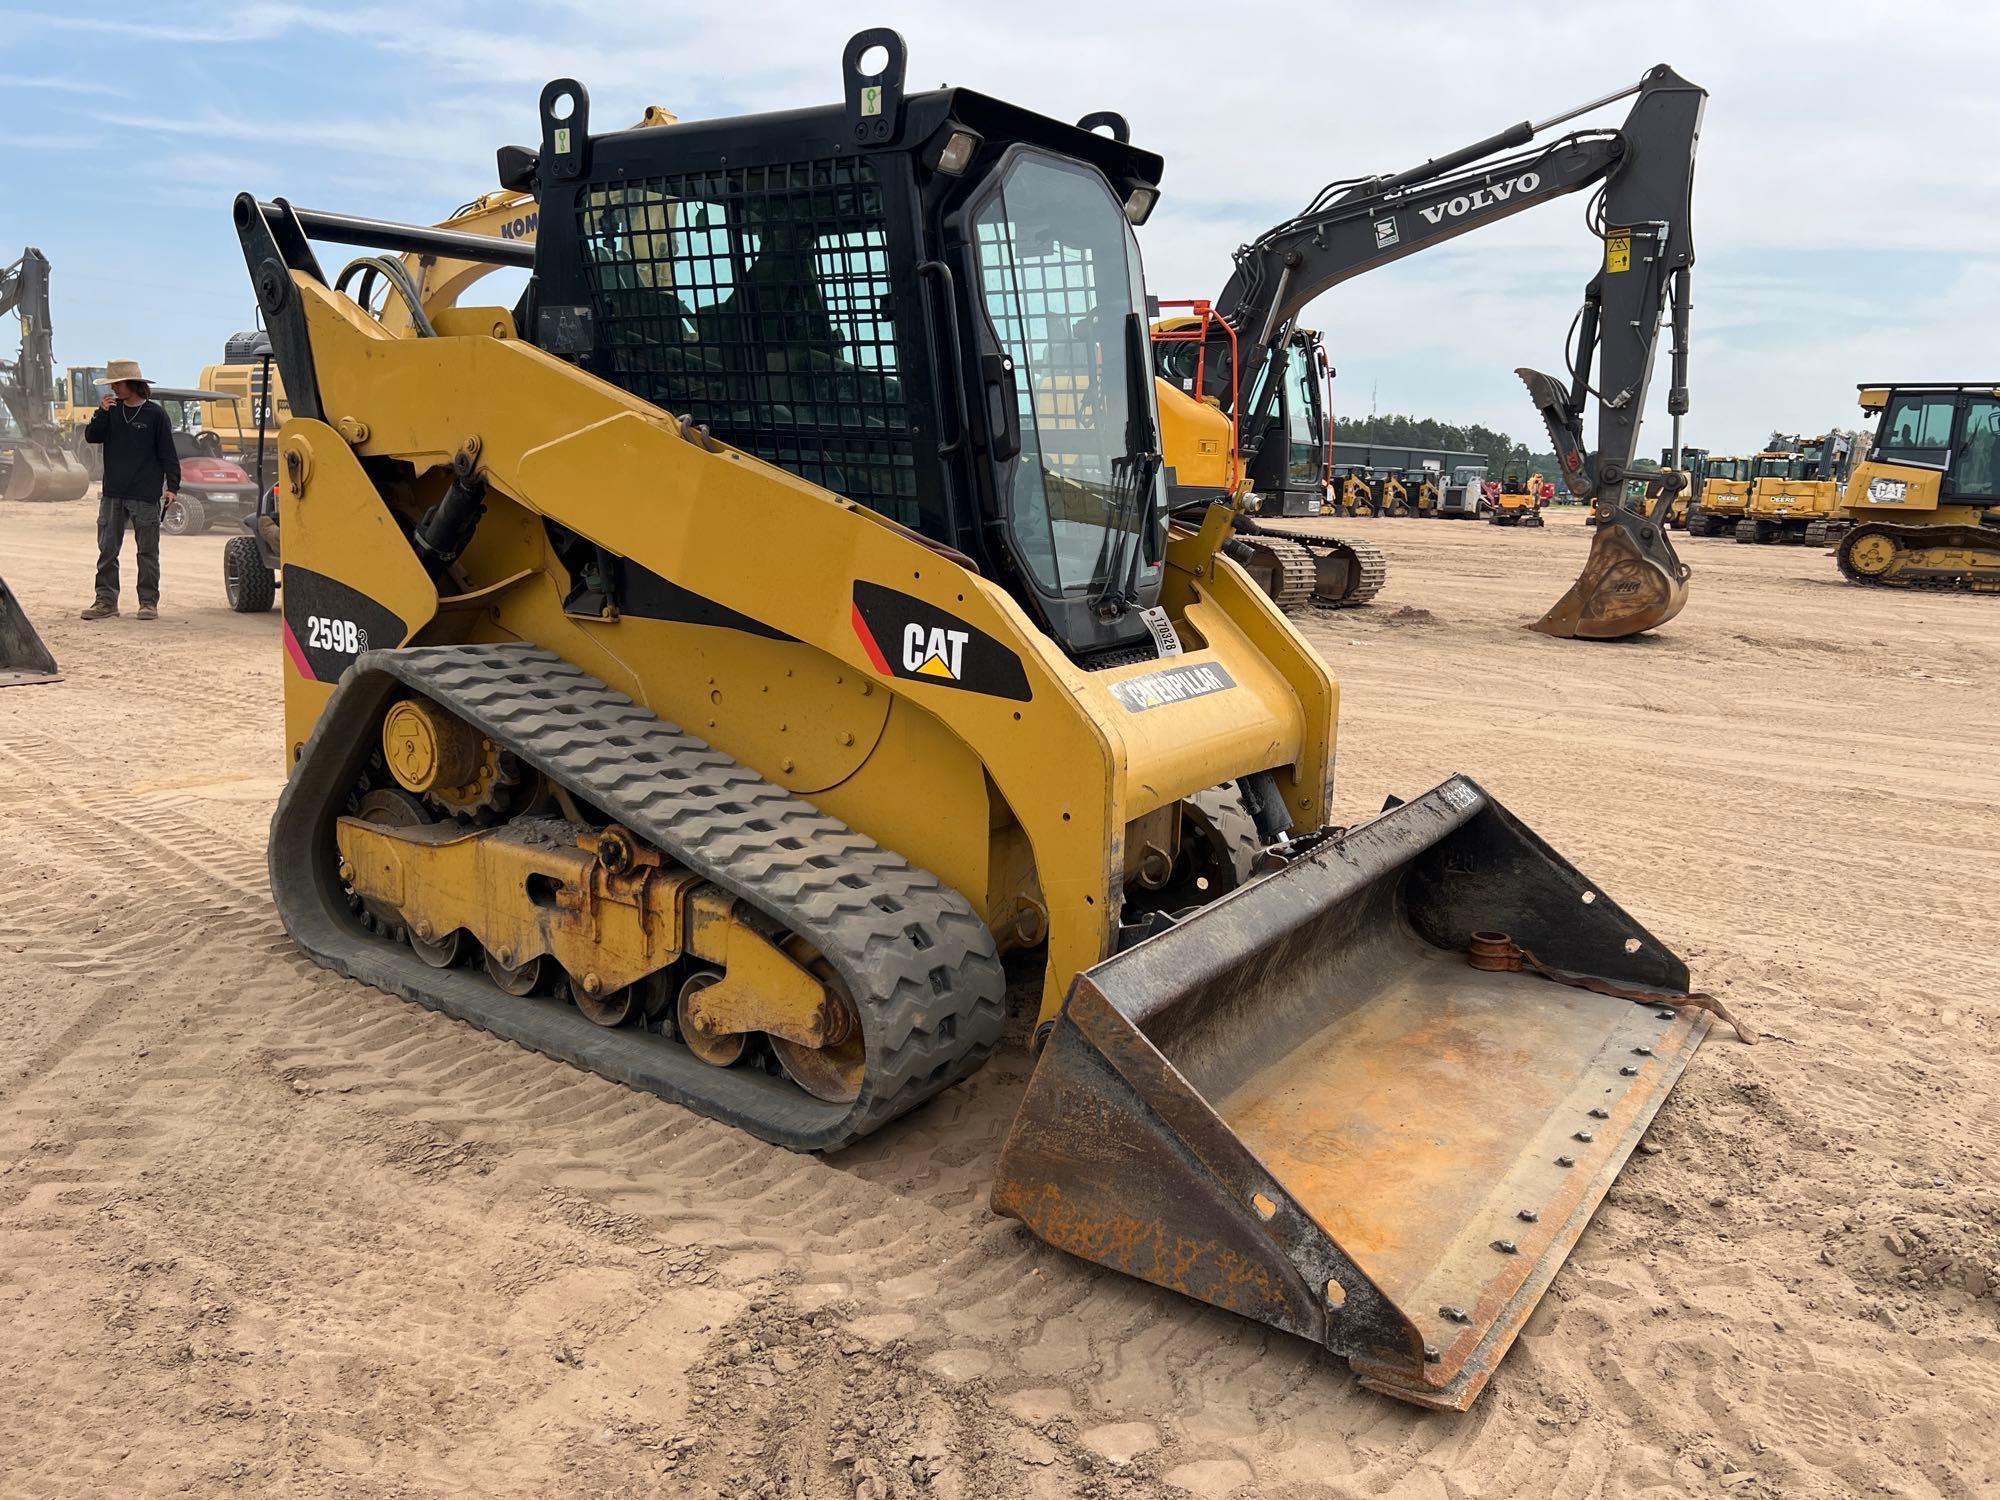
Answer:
270, 643, 1007, 1151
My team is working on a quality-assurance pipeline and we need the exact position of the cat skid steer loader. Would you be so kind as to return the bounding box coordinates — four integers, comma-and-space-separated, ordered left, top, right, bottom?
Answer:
237, 31, 1720, 1410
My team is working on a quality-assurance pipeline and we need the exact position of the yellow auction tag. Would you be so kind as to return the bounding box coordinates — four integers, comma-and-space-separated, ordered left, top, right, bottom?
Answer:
1605, 232, 1632, 273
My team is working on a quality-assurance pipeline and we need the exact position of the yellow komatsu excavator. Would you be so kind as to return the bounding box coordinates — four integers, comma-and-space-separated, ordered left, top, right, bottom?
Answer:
236, 31, 1723, 1410
1831, 383, 2000, 591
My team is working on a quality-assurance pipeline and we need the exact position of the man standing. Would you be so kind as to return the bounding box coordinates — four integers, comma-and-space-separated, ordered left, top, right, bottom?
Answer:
81, 358, 179, 621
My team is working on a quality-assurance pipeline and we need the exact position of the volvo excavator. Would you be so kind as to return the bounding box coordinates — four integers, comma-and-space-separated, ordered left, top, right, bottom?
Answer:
1, 249, 90, 504
1156, 66, 1703, 638
0, 248, 85, 685
235, 31, 1725, 1410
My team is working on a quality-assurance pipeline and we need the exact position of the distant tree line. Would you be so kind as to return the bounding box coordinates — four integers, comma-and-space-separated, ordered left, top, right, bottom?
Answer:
1335, 412, 1558, 476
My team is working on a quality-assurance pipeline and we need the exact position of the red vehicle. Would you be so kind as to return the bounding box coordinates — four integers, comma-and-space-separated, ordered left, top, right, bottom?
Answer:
151, 385, 261, 536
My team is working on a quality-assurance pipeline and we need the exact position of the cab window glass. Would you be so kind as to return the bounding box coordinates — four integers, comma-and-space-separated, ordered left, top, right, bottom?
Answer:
1878, 395, 1953, 468
1956, 398, 2000, 500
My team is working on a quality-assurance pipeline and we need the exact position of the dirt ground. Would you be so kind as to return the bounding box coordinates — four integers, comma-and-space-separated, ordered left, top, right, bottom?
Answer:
1, 498, 1994, 1499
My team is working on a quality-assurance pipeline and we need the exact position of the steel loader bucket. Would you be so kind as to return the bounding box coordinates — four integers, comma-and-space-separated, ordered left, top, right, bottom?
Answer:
992, 776, 1709, 1410
1532, 504, 1690, 639
0, 575, 60, 686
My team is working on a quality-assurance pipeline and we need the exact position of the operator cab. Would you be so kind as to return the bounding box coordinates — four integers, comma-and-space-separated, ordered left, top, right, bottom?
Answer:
1863, 384, 2000, 502
515, 32, 1170, 661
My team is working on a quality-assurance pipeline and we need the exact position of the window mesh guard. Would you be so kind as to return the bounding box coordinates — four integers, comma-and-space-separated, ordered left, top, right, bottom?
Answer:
574, 158, 919, 525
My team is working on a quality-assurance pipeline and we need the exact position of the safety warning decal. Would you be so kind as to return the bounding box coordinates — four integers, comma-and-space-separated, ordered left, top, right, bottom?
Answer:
850, 581, 1032, 702
1107, 661, 1236, 714
1605, 231, 1632, 274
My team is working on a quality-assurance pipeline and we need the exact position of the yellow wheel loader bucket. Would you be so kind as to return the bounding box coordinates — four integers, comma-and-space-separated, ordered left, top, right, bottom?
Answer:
1, 441, 91, 504
1531, 498, 1690, 639
993, 777, 1709, 1410
0, 575, 60, 686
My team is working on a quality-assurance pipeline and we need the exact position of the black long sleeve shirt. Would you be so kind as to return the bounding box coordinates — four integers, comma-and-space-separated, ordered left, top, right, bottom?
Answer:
85, 399, 181, 502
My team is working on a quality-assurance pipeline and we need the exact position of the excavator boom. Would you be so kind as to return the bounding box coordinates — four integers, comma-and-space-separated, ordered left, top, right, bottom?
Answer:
0, 249, 91, 503
1210, 67, 1705, 638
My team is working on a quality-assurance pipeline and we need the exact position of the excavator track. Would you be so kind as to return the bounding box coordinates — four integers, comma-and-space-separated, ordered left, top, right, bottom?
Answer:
1251, 529, 1388, 609
1317, 535, 1388, 606
270, 643, 1008, 1151
1230, 533, 1317, 611
1835, 522, 2000, 594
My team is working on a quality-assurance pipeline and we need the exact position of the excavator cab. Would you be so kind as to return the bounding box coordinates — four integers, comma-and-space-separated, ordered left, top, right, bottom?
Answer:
235, 28, 1718, 1411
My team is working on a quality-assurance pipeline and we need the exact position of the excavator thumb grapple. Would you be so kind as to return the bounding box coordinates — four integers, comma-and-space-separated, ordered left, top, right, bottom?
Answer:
0, 575, 59, 685
994, 777, 1707, 1410
1518, 368, 1693, 639
1531, 510, 1691, 638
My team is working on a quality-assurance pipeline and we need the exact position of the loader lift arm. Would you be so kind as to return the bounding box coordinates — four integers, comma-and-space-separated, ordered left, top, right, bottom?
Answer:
1213, 67, 1705, 637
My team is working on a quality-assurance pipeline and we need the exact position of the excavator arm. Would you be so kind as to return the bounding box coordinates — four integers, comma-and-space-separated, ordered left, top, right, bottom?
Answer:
1215, 67, 1706, 638
0, 248, 88, 503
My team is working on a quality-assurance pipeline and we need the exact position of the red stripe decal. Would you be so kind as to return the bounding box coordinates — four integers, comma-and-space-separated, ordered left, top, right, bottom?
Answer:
851, 602, 891, 676
281, 619, 316, 682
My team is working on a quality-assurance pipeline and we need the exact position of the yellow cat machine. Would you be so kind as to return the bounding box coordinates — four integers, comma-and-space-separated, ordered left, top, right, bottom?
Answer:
1334, 465, 1378, 516
234, 31, 1725, 1410
1166, 63, 1704, 637
1377, 471, 1415, 516
1152, 309, 1385, 609
1488, 468, 1548, 526
1687, 453, 1748, 535
1737, 433, 1854, 544
0, 249, 90, 503
1831, 383, 2000, 591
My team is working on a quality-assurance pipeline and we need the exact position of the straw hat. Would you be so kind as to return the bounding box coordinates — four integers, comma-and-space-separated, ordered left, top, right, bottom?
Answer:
101, 359, 152, 389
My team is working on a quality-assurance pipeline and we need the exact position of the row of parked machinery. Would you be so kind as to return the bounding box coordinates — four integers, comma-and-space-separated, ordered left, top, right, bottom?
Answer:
1665, 391, 1999, 591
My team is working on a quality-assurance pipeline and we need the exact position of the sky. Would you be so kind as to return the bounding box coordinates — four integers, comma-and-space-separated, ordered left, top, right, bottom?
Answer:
5, 0, 1996, 456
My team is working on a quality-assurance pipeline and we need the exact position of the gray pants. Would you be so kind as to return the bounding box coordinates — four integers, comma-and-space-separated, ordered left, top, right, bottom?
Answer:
95, 494, 161, 607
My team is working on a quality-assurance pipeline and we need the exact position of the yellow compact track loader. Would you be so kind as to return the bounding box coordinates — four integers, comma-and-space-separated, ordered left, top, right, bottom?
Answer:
237, 30, 1718, 1410
1831, 383, 2000, 591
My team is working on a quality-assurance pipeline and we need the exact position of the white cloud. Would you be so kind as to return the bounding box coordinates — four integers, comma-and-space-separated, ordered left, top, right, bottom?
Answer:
14, 0, 1997, 451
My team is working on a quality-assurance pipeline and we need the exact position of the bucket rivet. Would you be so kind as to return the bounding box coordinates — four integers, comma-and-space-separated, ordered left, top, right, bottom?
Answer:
1590, 1108, 1609, 1119
1574, 1130, 1594, 1143
1620, 1065, 1639, 1076
1424, 1346, 1441, 1363
1556, 1155, 1576, 1168
1439, 1306, 1471, 1324
1633, 1045, 1653, 1056
1518, 1209, 1539, 1223
1492, 1240, 1518, 1255
1656, 1009, 1676, 1019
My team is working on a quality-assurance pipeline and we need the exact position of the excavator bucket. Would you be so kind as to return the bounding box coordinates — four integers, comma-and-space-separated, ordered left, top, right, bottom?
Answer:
1531, 502, 1690, 639
0, 440, 91, 503
993, 776, 1709, 1410
0, 575, 60, 686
